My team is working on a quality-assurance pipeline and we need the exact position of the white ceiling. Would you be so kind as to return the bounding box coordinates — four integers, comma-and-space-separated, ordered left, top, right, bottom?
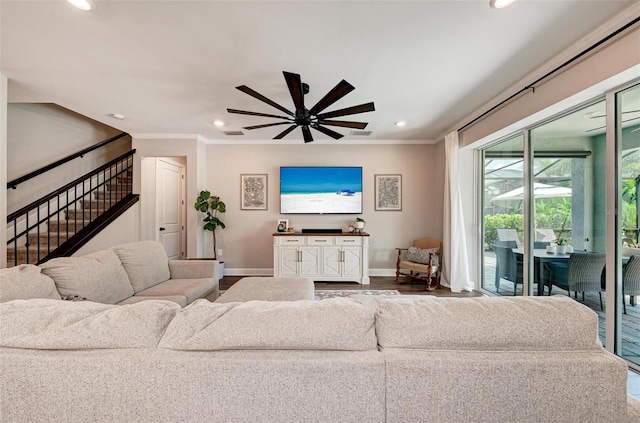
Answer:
1, 0, 636, 143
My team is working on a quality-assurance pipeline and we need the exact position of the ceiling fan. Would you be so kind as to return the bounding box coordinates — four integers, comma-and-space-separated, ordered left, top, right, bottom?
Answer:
227, 71, 375, 143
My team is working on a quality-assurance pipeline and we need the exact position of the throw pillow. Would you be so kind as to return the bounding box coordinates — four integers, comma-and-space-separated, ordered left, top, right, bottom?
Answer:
0, 264, 62, 302
404, 247, 439, 267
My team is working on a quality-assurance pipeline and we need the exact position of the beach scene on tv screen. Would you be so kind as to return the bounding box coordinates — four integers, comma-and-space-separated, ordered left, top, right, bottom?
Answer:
280, 167, 362, 214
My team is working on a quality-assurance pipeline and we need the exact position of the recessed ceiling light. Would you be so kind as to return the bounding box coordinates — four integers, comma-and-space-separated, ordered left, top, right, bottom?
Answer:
490, 0, 515, 9
66, 0, 95, 11
395, 121, 407, 127
111, 113, 125, 120
213, 120, 225, 127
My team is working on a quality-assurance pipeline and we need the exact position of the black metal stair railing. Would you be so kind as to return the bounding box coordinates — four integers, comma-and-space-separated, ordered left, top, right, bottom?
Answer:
6, 149, 136, 266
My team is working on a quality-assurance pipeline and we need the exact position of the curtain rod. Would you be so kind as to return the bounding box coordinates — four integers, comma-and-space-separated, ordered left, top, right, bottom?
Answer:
457, 16, 640, 133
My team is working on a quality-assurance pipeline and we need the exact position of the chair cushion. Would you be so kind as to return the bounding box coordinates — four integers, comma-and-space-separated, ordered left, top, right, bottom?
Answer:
0, 265, 62, 302
40, 250, 134, 304
399, 260, 438, 275
404, 246, 439, 267
111, 241, 171, 293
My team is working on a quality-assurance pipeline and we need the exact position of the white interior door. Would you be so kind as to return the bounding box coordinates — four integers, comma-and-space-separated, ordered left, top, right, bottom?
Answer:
156, 158, 185, 260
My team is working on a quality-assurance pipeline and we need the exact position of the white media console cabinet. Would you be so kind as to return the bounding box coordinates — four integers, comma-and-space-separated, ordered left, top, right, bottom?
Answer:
273, 233, 370, 284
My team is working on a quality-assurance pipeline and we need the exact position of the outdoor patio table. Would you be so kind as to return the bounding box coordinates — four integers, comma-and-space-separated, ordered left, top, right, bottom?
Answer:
513, 249, 631, 296
513, 249, 572, 296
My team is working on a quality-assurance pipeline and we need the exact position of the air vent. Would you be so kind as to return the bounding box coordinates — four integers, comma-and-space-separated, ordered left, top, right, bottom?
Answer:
349, 130, 372, 136
223, 130, 244, 136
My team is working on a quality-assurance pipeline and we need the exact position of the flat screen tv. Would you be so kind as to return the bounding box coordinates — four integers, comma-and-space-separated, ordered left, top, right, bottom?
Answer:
280, 166, 363, 214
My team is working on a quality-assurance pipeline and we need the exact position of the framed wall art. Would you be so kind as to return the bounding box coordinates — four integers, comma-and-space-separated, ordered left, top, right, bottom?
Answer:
276, 219, 289, 232
374, 174, 402, 211
241, 174, 268, 210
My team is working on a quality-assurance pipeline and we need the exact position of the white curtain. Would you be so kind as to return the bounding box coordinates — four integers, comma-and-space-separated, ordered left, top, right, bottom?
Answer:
443, 131, 474, 292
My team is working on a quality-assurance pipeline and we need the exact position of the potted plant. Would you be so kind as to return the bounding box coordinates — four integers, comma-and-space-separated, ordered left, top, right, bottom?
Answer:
555, 237, 568, 254
555, 212, 571, 254
194, 190, 226, 260
354, 217, 366, 233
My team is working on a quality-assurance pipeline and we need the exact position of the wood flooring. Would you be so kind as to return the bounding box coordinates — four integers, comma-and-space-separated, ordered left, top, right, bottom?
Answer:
220, 275, 483, 298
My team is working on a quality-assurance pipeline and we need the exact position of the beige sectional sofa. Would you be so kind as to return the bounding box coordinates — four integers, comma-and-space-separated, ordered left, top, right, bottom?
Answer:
0, 240, 219, 306
1, 294, 638, 422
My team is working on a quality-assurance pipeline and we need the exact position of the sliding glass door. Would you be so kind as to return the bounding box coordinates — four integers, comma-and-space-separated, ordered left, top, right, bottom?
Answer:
479, 81, 640, 366
618, 83, 640, 366
482, 135, 524, 296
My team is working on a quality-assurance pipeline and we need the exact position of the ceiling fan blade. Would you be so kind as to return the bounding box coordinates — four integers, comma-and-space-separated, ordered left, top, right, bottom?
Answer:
317, 102, 375, 119
308, 80, 355, 115
227, 108, 293, 120
312, 124, 344, 140
317, 119, 368, 129
283, 71, 305, 111
243, 122, 293, 130
236, 85, 294, 117
273, 125, 298, 139
301, 126, 314, 143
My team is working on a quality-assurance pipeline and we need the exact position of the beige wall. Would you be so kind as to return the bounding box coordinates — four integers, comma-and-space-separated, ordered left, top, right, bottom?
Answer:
0, 75, 7, 268
74, 205, 140, 256
132, 136, 208, 259
459, 25, 640, 148
6, 103, 130, 213
205, 143, 443, 274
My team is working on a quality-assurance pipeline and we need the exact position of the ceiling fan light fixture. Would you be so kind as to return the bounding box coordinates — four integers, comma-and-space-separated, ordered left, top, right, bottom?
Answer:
227, 71, 374, 143
395, 120, 407, 127
213, 120, 225, 127
66, 0, 95, 11
490, 0, 515, 9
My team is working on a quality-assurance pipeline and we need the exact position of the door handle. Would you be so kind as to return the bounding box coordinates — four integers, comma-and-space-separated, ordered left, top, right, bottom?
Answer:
159, 227, 166, 231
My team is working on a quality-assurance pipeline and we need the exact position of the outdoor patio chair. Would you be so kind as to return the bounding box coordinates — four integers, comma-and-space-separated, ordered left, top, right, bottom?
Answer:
535, 228, 557, 243
623, 255, 640, 314
492, 241, 522, 295
546, 252, 606, 310
395, 237, 441, 291
497, 229, 522, 248
623, 246, 640, 258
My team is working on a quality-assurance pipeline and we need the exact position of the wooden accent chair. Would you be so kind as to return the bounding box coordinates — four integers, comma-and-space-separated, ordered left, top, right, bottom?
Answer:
395, 237, 441, 291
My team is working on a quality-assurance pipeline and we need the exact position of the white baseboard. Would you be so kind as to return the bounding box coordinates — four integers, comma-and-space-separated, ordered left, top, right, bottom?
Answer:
224, 268, 397, 277
224, 268, 274, 276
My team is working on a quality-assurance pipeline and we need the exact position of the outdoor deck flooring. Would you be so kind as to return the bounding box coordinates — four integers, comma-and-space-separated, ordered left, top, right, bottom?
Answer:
483, 251, 640, 366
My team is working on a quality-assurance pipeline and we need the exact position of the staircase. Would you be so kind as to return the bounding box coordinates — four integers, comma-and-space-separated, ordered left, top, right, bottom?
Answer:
6, 150, 137, 267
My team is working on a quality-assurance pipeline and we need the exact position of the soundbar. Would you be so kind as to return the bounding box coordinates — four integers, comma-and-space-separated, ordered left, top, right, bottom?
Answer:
301, 228, 343, 234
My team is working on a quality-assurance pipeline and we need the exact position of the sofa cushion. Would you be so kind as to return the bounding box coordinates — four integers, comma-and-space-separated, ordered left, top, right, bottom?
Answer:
0, 264, 61, 302
159, 298, 377, 351
376, 296, 601, 351
111, 241, 171, 292
117, 295, 188, 308
0, 299, 180, 349
135, 278, 216, 304
40, 249, 134, 304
